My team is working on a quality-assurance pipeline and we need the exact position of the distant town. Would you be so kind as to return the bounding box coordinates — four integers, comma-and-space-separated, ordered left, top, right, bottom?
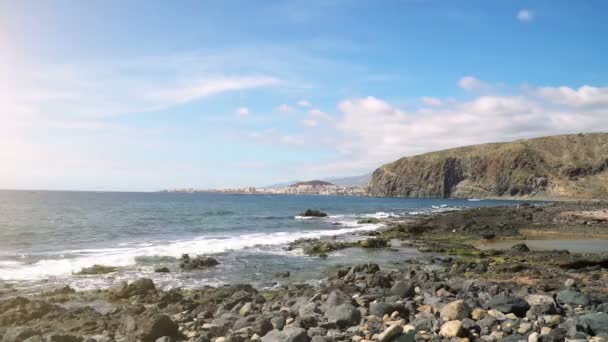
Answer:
161, 180, 369, 196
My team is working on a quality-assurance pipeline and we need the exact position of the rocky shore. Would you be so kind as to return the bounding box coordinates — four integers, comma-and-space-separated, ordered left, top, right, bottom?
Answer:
1, 201, 608, 342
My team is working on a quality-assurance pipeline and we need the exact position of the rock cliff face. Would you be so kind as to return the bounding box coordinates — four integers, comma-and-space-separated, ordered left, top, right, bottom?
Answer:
369, 133, 608, 199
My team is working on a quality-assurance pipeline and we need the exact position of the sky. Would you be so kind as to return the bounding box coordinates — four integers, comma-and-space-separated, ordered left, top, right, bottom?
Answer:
1, 0, 607, 191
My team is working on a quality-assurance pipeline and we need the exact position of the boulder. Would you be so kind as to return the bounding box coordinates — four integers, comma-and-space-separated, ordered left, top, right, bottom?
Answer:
299, 210, 327, 217
121, 311, 180, 342
179, 254, 219, 270
324, 304, 361, 328
579, 312, 608, 335
77, 264, 118, 275
525, 294, 557, 315
556, 289, 591, 306
440, 299, 471, 321
127, 278, 156, 296
154, 267, 170, 273
369, 302, 396, 318
261, 327, 311, 342
325, 290, 352, 308
511, 243, 530, 252
486, 294, 530, 317
439, 320, 463, 338
390, 281, 415, 298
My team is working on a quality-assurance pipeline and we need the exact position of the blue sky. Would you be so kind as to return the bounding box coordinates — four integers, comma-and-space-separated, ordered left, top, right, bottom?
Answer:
1, 0, 607, 191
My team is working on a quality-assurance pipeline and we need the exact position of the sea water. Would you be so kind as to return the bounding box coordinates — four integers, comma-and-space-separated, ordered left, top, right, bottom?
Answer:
0, 190, 523, 292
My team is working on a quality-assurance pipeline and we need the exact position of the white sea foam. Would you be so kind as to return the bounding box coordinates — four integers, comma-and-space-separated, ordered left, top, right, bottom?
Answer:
362, 211, 400, 219
0, 221, 383, 281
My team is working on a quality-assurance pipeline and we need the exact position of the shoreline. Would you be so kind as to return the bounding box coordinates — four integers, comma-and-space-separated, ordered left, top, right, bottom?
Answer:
2, 201, 608, 341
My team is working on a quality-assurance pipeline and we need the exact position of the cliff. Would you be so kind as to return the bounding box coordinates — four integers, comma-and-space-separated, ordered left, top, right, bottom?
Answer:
369, 133, 608, 199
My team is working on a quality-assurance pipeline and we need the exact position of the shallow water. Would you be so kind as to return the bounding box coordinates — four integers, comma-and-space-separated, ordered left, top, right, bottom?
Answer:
0, 190, 528, 291
478, 239, 608, 254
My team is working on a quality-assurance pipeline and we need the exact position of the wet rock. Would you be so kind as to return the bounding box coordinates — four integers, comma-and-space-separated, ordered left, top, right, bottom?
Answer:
77, 264, 118, 275
179, 254, 219, 270
358, 238, 388, 248
155, 267, 170, 273
440, 299, 471, 321
556, 289, 591, 306
299, 210, 327, 218
390, 281, 415, 298
48, 334, 84, 342
261, 327, 311, 342
2, 328, 40, 342
357, 218, 381, 224
511, 243, 530, 252
324, 304, 361, 328
486, 294, 530, 317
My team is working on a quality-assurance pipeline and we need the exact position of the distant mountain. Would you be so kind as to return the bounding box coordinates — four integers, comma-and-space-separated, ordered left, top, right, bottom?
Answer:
262, 173, 371, 189
289, 180, 335, 187
323, 174, 372, 187
369, 133, 608, 199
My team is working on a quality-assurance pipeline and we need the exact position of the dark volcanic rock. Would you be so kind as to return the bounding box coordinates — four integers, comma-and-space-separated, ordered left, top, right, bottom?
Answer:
511, 243, 530, 252
179, 254, 219, 270
486, 294, 530, 317
390, 281, 415, 298
299, 210, 327, 217
369, 302, 396, 317
121, 310, 180, 342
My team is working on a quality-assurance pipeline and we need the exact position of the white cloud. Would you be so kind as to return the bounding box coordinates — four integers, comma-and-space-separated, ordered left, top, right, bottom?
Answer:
149, 77, 280, 108
235, 106, 250, 117
308, 109, 332, 120
517, 9, 533, 22
421, 97, 442, 106
297, 99, 312, 107
533, 85, 608, 107
315, 84, 608, 176
277, 104, 294, 114
458, 76, 489, 92
301, 119, 319, 127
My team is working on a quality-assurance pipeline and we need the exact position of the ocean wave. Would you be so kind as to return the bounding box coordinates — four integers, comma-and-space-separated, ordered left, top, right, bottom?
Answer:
0, 222, 384, 281
362, 211, 400, 219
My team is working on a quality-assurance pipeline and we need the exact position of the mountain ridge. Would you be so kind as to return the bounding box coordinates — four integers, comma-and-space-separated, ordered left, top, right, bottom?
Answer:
369, 133, 608, 200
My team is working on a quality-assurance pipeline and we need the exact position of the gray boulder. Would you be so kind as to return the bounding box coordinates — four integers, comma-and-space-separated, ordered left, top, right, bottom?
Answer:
324, 304, 361, 328
325, 290, 352, 308
121, 310, 180, 342
390, 281, 415, 298
486, 294, 530, 317
262, 327, 311, 342
580, 312, 608, 335
557, 289, 591, 306
369, 302, 396, 318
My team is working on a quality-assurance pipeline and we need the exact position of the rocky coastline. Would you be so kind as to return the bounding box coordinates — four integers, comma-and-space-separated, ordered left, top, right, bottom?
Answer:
1, 201, 608, 342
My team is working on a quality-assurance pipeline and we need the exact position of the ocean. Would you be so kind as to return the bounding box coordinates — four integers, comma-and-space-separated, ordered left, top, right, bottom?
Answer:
0, 190, 523, 293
